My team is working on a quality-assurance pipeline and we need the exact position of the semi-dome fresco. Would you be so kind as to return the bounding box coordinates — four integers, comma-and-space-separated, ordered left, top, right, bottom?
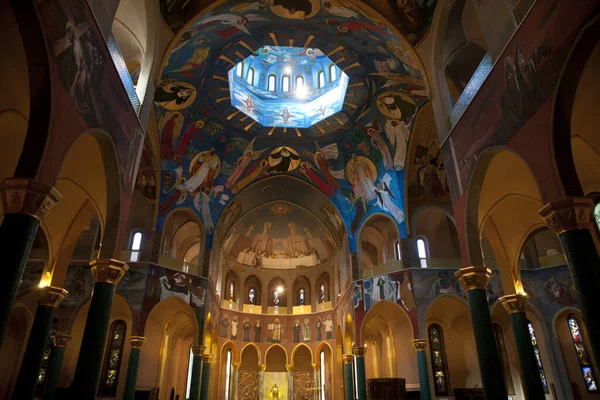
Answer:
154, 0, 429, 251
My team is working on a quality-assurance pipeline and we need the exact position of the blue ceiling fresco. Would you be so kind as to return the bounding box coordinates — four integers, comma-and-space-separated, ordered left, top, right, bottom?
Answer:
229, 46, 349, 128
154, 0, 429, 252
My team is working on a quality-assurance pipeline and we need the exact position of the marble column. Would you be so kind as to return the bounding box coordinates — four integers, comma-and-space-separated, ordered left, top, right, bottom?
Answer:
13, 286, 67, 400
0, 178, 60, 345
232, 362, 240, 400
123, 336, 147, 400
313, 363, 319, 400
455, 267, 507, 400
189, 344, 206, 400
285, 364, 293, 399
258, 364, 266, 398
540, 197, 600, 367
352, 346, 367, 400
499, 294, 545, 399
342, 355, 354, 400
42, 334, 71, 400
71, 259, 129, 399
411, 339, 431, 400
199, 353, 213, 400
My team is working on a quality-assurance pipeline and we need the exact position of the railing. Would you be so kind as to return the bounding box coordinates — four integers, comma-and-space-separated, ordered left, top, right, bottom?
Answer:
448, 53, 493, 128
106, 35, 140, 114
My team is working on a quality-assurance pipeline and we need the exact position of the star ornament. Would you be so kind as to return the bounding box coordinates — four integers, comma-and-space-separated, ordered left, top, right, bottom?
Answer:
317, 103, 329, 117
242, 95, 255, 113
280, 107, 294, 124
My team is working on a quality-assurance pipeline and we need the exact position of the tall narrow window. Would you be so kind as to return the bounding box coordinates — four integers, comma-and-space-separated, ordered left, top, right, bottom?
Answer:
185, 343, 194, 399
99, 320, 127, 396
417, 238, 428, 268
268, 75, 276, 91
224, 349, 233, 399
130, 231, 143, 262
567, 315, 598, 391
248, 288, 256, 305
236, 63, 243, 77
320, 350, 326, 400
296, 76, 304, 90
320, 284, 325, 303
247, 68, 255, 85
329, 64, 337, 82
36, 318, 59, 395
229, 282, 235, 301
318, 71, 325, 89
594, 202, 600, 233
282, 76, 290, 92
527, 321, 550, 393
493, 324, 515, 394
273, 290, 280, 306
299, 288, 305, 306
394, 240, 402, 261
428, 324, 450, 396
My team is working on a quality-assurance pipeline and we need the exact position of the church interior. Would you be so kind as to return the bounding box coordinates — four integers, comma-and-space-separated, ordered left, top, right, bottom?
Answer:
1, 0, 600, 399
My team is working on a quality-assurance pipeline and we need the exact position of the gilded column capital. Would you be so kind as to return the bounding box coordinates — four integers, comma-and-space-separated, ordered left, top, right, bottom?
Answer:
232, 362, 241, 370
202, 353, 214, 363
129, 336, 147, 348
0, 178, 61, 220
455, 266, 491, 291
259, 363, 267, 371
285, 364, 294, 372
192, 345, 206, 356
499, 293, 528, 314
411, 339, 428, 351
89, 259, 129, 284
38, 286, 68, 307
311, 362, 319, 371
352, 345, 367, 357
342, 354, 354, 364
53, 334, 71, 347
539, 197, 595, 235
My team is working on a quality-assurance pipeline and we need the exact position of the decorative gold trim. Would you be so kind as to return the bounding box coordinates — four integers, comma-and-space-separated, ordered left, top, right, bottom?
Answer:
499, 294, 528, 314
202, 353, 214, 363
0, 178, 61, 220
342, 354, 354, 364
539, 197, 595, 235
411, 339, 427, 351
90, 259, 129, 284
455, 266, 491, 291
352, 345, 367, 357
54, 334, 71, 347
38, 286, 68, 307
129, 336, 147, 348
232, 362, 241, 370
285, 364, 293, 372
259, 363, 267, 371
192, 345, 206, 356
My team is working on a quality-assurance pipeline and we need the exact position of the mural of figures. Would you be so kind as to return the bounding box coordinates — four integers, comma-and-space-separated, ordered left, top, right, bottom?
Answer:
270, 0, 320, 19
542, 275, 577, 305
269, 318, 282, 343
408, 143, 449, 199
154, 81, 197, 110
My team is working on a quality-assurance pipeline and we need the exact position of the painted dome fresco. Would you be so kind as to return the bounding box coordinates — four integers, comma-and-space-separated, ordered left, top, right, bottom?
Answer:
155, 0, 429, 250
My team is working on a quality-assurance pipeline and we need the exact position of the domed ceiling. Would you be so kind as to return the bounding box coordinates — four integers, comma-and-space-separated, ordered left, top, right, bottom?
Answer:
155, 0, 429, 251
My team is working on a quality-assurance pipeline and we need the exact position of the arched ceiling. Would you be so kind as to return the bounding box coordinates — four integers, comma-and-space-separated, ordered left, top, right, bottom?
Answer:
155, 0, 430, 250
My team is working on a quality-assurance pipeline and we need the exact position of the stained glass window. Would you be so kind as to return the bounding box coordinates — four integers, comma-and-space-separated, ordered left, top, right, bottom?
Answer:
35, 318, 58, 395
299, 288, 305, 305
320, 284, 325, 303
428, 324, 450, 396
248, 288, 255, 305
527, 321, 549, 393
229, 282, 235, 301
99, 320, 127, 396
594, 203, 600, 232
567, 315, 598, 392
273, 290, 280, 306
493, 324, 515, 394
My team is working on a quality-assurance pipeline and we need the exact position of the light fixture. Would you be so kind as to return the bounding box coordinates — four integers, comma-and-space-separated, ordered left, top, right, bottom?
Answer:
277, 286, 284, 293
284, 66, 292, 74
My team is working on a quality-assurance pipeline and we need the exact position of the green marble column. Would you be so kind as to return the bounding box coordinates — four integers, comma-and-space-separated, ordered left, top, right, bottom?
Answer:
352, 346, 367, 400
12, 286, 67, 400
189, 344, 205, 400
71, 259, 128, 399
541, 197, 600, 368
123, 336, 146, 400
42, 334, 71, 400
500, 294, 545, 399
455, 267, 507, 400
411, 339, 431, 400
343, 355, 354, 400
0, 178, 60, 345
199, 353, 213, 400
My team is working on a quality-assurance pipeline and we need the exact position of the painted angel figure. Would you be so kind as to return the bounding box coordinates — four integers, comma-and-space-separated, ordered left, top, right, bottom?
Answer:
375, 173, 404, 224
385, 119, 412, 171
358, 117, 394, 170
312, 141, 344, 191
184, 149, 221, 195
195, 13, 267, 38
225, 138, 268, 189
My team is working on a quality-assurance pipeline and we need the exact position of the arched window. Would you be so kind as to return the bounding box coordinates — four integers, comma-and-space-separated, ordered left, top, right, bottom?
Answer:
224, 349, 233, 399
527, 321, 550, 393
318, 71, 325, 89
236, 62, 243, 78
130, 231, 143, 262
229, 281, 235, 301
320, 283, 325, 303
247, 68, 255, 85
296, 76, 304, 90
594, 202, 600, 233
320, 350, 326, 400
417, 237, 428, 268
185, 343, 194, 399
394, 240, 402, 261
282, 75, 290, 92
428, 324, 450, 396
329, 64, 337, 82
99, 320, 127, 396
299, 288, 305, 306
35, 318, 59, 394
268, 75, 276, 91
248, 288, 256, 305
273, 289, 280, 306
493, 324, 515, 394
567, 315, 598, 391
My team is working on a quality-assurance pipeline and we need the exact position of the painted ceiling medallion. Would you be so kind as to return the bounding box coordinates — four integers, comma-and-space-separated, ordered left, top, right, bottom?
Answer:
269, 203, 291, 215
228, 46, 349, 128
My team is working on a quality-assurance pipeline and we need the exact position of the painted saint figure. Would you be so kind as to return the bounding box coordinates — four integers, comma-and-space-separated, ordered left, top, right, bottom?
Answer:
347, 155, 377, 201
221, 315, 229, 337
225, 138, 268, 189
302, 318, 311, 342
324, 315, 333, 339
243, 318, 251, 341
293, 319, 301, 343
255, 320, 261, 342
375, 173, 405, 224
358, 118, 394, 170
231, 316, 238, 340
316, 318, 322, 341
385, 119, 411, 170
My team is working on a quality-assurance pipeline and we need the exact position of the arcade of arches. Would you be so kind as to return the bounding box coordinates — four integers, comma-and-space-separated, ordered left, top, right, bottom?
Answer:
0, 1, 600, 400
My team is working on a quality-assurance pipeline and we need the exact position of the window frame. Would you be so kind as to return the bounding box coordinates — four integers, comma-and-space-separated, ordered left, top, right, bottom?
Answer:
267, 74, 276, 92
567, 314, 598, 392
295, 75, 305, 91
224, 349, 233, 399
185, 342, 194, 399
282, 75, 290, 92
246, 67, 255, 86
130, 230, 143, 262
329, 64, 337, 82
527, 320, 550, 394
428, 323, 451, 396
493, 323, 515, 394
394, 240, 402, 261
98, 320, 127, 397
318, 71, 325, 89
416, 237, 428, 268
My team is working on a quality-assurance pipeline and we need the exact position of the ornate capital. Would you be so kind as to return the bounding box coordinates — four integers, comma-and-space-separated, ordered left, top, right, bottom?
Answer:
499, 294, 528, 314
232, 362, 241, 370
202, 353, 214, 363
192, 345, 206, 356
352, 345, 367, 357
539, 197, 595, 235
0, 178, 61, 220
455, 266, 491, 291
285, 364, 294, 372
342, 354, 354, 364
38, 286, 68, 307
259, 363, 267, 371
411, 339, 428, 351
90, 259, 129, 284
129, 336, 147, 348
54, 334, 71, 347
